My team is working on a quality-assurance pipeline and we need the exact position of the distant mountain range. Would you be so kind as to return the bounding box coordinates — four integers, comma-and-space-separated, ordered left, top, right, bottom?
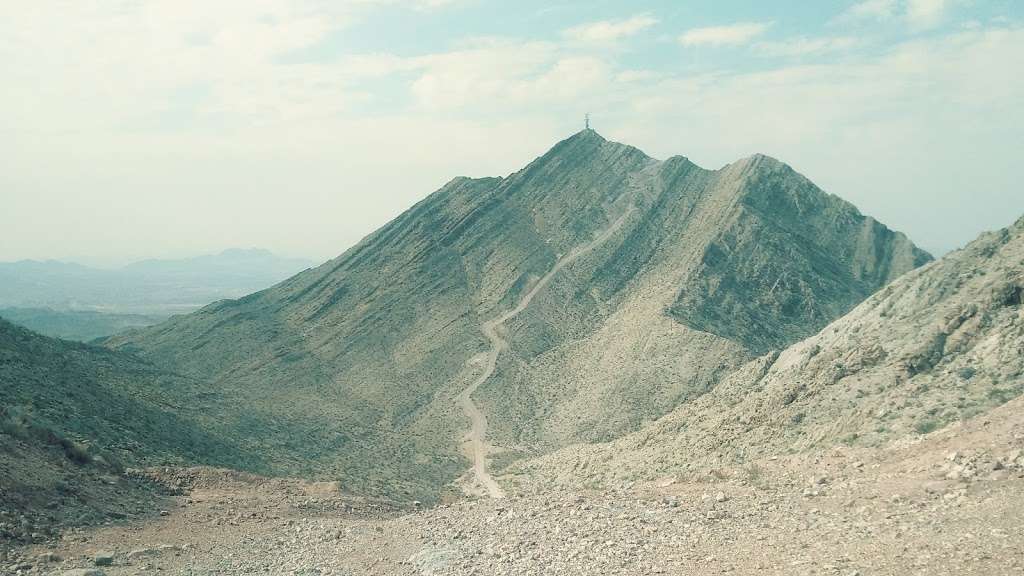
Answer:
0, 248, 314, 340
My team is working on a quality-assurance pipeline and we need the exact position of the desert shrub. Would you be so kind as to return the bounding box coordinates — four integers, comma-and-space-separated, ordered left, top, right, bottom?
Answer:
960, 405, 986, 420
0, 406, 34, 440
707, 468, 729, 481
0, 405, 97, 465
742, 463, 766, 487
1, 415, 29, 440
987, 387, 1018, 406
914, 419, 941, 435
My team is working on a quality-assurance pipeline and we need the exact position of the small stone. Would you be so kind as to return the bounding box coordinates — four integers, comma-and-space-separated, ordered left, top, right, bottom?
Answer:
93, 551, 115, 566
128, 547, 160, 561
714, 492, 728, 503
37, 552, 62, 563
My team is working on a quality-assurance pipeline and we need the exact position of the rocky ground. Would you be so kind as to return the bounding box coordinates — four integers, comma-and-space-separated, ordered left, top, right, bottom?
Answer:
5, 395, 1023, 576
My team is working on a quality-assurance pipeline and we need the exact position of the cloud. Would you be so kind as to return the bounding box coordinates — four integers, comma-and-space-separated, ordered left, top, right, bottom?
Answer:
413, 0, 464, 11
562, 14, 658, 43
1, 2, 1021, 265
678, 22, 772, 47
839, 0, 900, 21
906, 0, 950, 29
756, 36, 862, 57
407, 40, 610, 110
837, 0, 952, 29
616, 24, 1024, 254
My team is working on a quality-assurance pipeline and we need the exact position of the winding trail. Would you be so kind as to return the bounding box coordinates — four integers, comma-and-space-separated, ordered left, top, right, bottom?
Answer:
456, 207, 635, 498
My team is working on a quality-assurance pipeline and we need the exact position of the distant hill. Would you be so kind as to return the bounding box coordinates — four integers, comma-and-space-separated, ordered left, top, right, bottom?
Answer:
0, 248, 314, 315
0, 248, 314, 339
106, 131, 930, 501
0, 307, 164, 342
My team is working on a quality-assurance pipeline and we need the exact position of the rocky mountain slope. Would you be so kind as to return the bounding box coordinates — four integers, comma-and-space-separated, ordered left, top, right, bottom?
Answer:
105, 130, 929, 501
0, 319, 267, 543
516, 214, 1024, 490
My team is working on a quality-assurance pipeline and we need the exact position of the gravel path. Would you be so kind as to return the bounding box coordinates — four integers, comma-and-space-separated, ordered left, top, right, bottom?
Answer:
454, 208, 635, 499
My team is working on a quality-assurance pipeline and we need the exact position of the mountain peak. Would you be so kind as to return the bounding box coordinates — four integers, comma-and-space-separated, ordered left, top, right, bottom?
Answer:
535, 129, 649, 171
729, 152, 790, 174
569, 127, 605, 141
107, 131, 931, 502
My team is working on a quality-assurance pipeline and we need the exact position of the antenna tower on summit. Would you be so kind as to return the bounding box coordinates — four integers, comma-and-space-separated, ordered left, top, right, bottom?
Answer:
585, 113, 591, 130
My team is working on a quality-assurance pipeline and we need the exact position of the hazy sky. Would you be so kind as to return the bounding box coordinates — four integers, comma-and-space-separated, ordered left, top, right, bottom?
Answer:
2, 0, 1022, 265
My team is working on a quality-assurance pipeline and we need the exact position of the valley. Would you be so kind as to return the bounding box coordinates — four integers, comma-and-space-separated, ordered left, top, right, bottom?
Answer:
9, 395, 1024, 575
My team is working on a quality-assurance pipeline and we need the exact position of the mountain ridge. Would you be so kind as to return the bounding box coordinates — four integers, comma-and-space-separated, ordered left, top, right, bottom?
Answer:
105, 131, 930, 501
515, 212, 1024, 490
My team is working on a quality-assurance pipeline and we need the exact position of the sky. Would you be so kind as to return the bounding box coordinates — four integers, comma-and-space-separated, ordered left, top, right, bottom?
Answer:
2, 0, 1022, 266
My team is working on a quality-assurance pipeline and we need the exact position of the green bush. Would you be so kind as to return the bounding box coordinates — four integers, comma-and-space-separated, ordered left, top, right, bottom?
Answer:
914, 419, 941, 435
0, 406, 96, 465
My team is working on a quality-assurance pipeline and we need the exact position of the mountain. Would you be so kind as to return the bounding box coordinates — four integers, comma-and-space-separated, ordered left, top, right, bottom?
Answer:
517, 213, 1024, 489
0, 318, 265, 541
105, 130, 929, 501
0, 307, 164, 342
121, 248, 312, 282
10, 214, 1022, 576
0, 248, 314, 316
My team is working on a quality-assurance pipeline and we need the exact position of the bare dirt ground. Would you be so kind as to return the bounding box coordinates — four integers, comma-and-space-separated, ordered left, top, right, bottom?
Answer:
6, 397, 1023, 576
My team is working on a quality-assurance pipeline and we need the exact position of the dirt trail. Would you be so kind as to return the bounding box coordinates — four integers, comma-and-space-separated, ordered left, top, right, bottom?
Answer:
455, 208, 635, 498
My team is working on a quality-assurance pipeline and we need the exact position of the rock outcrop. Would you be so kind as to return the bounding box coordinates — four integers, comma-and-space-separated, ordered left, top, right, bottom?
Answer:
518, 214, 1024, 489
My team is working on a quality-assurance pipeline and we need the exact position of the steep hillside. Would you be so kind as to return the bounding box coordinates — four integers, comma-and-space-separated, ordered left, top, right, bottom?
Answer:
106, 131, 929, 500
517, 214, 1024, 489
0, 319, 253, 471
0, 319, 265, 543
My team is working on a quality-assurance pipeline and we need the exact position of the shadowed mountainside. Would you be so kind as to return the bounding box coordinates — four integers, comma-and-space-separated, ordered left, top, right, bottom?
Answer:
0, 318, 272, 542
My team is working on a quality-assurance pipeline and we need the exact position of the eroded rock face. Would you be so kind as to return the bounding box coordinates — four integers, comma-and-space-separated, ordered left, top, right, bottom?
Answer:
103, 131, 929, 500
518, 214, 1024, 490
